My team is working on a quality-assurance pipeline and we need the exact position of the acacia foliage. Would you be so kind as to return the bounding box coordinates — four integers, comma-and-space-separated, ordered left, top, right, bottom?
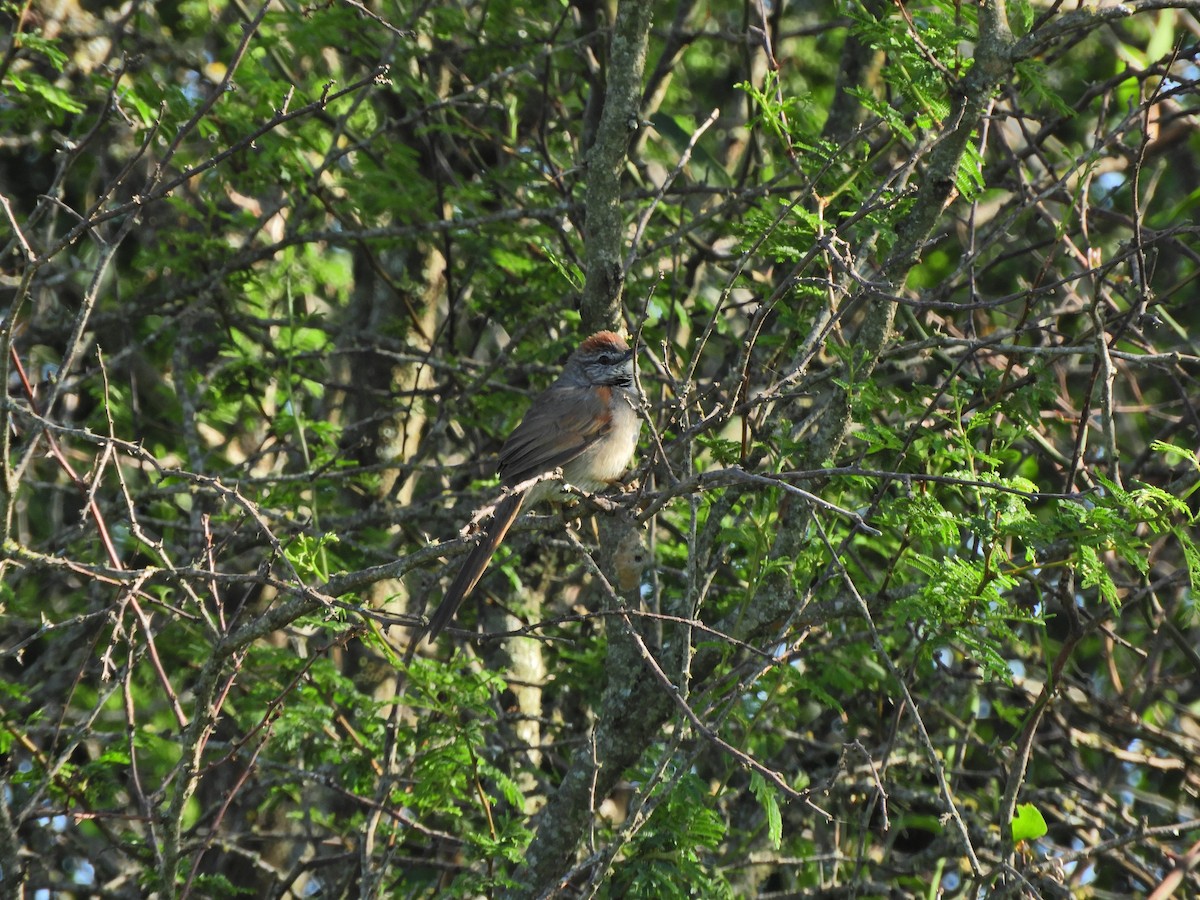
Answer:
2, 0, 1200, 897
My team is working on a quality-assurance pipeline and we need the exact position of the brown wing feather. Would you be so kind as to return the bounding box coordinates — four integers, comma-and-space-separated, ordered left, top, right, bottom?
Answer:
498, 385, 612, 485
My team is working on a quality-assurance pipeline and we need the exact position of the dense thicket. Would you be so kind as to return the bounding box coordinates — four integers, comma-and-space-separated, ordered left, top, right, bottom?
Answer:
2, 1, 1199, 897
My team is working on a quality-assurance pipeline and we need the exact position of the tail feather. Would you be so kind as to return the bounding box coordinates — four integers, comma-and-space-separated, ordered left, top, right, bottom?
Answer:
424, 492, 524, 642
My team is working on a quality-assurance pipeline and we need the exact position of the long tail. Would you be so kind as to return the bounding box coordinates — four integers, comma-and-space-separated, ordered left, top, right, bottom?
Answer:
424, 492, 524, 643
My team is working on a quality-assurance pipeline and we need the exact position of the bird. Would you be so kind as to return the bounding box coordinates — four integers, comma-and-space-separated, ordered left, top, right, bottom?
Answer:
422, 330, 642, 643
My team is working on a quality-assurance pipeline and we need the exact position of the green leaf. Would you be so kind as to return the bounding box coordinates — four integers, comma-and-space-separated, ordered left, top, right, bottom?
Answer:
1079, 544, 1120, 613
1011, 802, 1047, 843
120, 86, 159, 127
1175, 528, 1200, 598
14, 32, 70, 70
491, 246, 537, 276
750, 771, 783, 849
6, 70, 87, 114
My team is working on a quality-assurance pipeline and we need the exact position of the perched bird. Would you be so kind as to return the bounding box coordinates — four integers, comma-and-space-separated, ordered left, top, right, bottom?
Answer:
423, 331, 641, 642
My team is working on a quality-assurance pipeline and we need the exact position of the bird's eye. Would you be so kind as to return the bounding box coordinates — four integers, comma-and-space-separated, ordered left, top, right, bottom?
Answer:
598, 353, 620, 366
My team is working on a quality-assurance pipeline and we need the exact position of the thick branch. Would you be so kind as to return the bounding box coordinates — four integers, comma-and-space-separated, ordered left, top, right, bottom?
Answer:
508, 2, 654, 895
514, 3, 1021, 892
579, 0, 653, 329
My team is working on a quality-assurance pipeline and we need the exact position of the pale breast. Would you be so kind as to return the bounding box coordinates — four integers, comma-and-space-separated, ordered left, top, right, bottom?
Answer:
564, 396, 640, 489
